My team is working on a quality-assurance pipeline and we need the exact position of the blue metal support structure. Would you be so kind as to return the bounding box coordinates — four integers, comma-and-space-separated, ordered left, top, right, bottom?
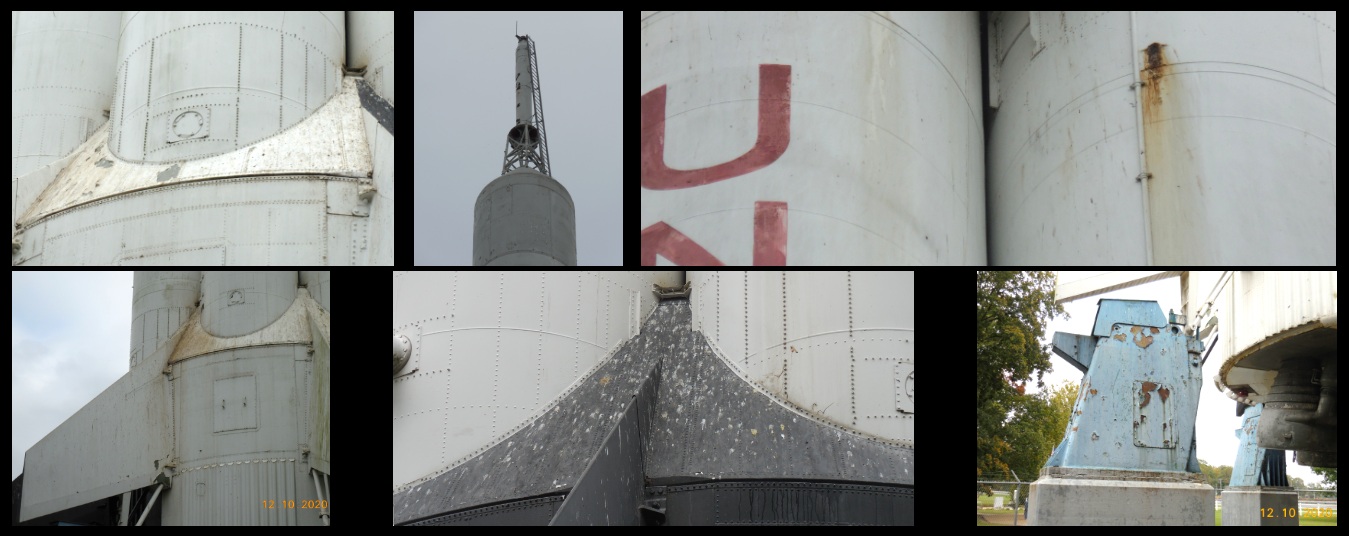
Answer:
1045, 299, 1206, 473
1230, 404, 1288, 487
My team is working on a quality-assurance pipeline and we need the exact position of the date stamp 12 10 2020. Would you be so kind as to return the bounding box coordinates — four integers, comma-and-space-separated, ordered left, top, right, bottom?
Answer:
262, 500, 329, 509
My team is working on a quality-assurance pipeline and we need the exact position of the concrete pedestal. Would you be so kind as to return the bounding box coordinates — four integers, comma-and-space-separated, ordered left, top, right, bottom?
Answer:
1028, 467, 1214, 526
1221, 487, 1299, 526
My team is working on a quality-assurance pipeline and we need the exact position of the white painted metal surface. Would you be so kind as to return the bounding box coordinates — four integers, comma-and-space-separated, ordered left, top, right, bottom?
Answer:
163, 345, 321, 526
474, 169, 576, 266
11, 11, 393, 266
21, 271, 329, 525
687, 271, 914, 445
349, 11, 396, 266
12, 77, 379, 266
641, 11, 985, 265
11, 12, 121, 179
1185, 271, 1338, 404
131, 271, 201, 367
171, 287, 319, 364
348, 11, 395, 105
112, 11, 345, 163
392, 271, 680, 491
301, 270, 331, 313
987, 11, 1336, 265
201, 271, 297, 337
20, 350, 171, 522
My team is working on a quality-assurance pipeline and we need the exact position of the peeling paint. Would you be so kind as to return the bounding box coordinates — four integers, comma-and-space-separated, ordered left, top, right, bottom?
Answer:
156, 163, 181, 182
1139, 381, 1157, 408
1130, 326, 1154, 348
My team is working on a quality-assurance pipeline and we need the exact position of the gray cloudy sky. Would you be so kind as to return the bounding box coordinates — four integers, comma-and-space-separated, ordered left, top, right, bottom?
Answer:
12, 272, 133, 480
414, 11, 624, 266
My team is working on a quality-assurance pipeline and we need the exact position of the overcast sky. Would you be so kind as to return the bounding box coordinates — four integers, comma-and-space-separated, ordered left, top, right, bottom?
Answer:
1033, 273, 1323, 486
12, 272, 133, 480
413, 11, 624, 266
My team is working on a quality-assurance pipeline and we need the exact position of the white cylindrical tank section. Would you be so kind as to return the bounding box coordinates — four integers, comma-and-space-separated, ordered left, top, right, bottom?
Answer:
201, 271, 298, 337
112, 11, 345, 163
130, 271, 200, 366
515, 38, 534, 125
473, 169, 576, 266
987, 11, 1336, 264
640, 11, 986, 265
11, 11, 121, 178
347, 11, 394, 105
687, 271, 915, 445
392, 271, 680, 491
301, 270, 331, 313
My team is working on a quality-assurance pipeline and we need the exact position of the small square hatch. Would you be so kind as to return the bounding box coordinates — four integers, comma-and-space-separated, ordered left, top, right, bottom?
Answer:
214, 375, 257, 433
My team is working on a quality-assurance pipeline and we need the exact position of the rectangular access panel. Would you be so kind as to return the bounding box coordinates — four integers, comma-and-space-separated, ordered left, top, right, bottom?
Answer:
1133, 380, 1174, 449
214, 375, 258, 432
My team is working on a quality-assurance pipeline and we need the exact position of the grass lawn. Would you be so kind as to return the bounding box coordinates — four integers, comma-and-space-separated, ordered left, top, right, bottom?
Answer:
975, 507, 1336, 526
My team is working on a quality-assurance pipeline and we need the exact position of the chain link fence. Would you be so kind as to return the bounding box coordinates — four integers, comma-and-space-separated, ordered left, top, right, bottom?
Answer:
976, 475, 1032, 526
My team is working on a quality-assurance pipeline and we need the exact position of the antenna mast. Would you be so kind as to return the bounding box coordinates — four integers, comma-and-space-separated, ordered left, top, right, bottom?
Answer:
502, 35, 552, 176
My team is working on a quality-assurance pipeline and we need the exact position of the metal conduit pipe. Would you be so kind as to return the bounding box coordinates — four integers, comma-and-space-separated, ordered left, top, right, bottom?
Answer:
312, 470, 330, 526
1128, 11, 1155, 265
135, 484, 164, 526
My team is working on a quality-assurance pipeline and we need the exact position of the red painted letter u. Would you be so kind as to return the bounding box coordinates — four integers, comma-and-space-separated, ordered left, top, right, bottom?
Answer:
641, 64, 791, 191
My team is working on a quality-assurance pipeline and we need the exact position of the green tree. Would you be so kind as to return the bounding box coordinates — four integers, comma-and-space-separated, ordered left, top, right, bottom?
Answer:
976, 271, 1064, 484
1311, 467, 1337, 488
1197, 459, 1234, 489
1001, 381, 1079, 482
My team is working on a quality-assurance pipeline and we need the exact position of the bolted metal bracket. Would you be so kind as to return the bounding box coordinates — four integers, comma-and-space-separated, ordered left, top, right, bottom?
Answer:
652, 282, 691, 300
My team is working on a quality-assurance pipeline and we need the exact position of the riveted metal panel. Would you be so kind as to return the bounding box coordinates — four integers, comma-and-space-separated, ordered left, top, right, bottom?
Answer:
20, 363, 170, 522
113, 12, 345, 163
394, 297, 915, 525
19, 175, 332, 266
165, 458, 320, 526
895, 362, 914, 414
12, 12, 121, 179
347, 11, 395, 106
213, 375, 258, 433
391, 272, 679, 493
174, 346, 305, 465
130, 271, 200, 367
473, 169, 576, 266
300, 271, 330, 313
988, 11, 1335, 264
306, 298, 330, 476
201, 271, 298, 337
688, 271, 915, 444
